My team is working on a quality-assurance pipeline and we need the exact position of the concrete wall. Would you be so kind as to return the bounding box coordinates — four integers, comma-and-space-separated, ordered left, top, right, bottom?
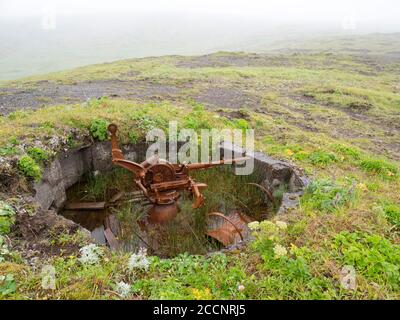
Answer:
34, 142, 149, 211
35, 141, 309, 215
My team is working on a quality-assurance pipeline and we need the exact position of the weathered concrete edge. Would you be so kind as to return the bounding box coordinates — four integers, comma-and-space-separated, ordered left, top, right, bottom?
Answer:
219, 142, 309, 215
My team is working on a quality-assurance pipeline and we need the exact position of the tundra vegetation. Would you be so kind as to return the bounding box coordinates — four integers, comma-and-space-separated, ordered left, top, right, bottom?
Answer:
0, 34, 399, 299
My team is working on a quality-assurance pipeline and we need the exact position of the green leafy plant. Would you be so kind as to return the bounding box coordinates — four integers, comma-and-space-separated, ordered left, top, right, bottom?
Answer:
248, 220, 288, 258
18, 155, 42, 181
66, 134, 78, 148
130, 111, 168, 133
89, 119, 109, 141
301, 179, 356, 212
0, 201, 16, 235
333, 231, 400, 289
50, 230, 89, 247
184, 104, 212, 130
128, 131, 138, 144
233, 119, 250, 131
27, 147, 49, 164
247, 220, 334, 298
0, 274, 16, 297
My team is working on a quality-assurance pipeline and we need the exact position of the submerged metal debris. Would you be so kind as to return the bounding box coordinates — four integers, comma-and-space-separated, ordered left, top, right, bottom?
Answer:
206, 212, 253, 246
59, 125, 308, 251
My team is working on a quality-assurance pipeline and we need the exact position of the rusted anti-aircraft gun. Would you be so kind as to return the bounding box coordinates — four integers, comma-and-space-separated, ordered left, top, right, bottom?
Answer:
107, 124, 249, 224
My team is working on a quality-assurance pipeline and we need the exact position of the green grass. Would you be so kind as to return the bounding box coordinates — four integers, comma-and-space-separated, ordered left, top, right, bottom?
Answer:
0, 145, 18, 157
359, 158, 399, 178
332, 144, 362, 161
307, 150, 338, 166
0, 48, 400, 300
382, 203, 400, 228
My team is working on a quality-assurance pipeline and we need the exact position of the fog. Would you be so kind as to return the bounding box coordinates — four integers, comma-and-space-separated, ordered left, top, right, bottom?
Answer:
1, 0, 400, 80
2, 0, 400, 23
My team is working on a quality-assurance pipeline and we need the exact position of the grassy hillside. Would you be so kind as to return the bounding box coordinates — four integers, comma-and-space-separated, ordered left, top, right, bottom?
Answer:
0, 44, 399, 299
265, 33, 400, 56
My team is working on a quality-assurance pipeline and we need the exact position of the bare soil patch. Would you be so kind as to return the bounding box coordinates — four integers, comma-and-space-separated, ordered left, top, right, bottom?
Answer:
0, 80, 185, 115
195, 87, 261, 110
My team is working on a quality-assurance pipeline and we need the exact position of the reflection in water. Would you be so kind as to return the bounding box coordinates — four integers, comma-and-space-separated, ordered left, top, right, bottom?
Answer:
60, 166, 274, 257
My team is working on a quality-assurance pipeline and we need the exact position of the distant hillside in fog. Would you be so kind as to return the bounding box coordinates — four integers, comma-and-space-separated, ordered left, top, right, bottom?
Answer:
1, 13, 400, 80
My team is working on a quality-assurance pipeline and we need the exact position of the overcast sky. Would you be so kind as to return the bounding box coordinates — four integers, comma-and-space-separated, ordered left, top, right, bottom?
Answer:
1, 0, 400, 80
1, 0, 399, 25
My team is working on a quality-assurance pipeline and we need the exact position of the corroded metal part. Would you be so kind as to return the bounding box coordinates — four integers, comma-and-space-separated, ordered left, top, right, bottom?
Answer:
63, 191, 145, 212
109, 191, 124, 203
104, 228, 119, 250
108, 123, 146, 178
206, 212, 253, 246
148, 202, 178, 224
246, 182, 276, 206
107, 123, 250, 224
64, 201, 106, 210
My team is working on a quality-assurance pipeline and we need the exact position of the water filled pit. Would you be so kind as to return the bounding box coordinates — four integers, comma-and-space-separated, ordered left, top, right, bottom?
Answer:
34, 142, 308, 257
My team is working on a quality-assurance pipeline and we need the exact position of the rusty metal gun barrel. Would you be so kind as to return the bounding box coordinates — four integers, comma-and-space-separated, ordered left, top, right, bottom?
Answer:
185, 157, 250, 170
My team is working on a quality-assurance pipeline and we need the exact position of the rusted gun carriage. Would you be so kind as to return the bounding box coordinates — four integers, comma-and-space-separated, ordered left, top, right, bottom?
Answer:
64, 124, 255, 247
107, 124, 249, 224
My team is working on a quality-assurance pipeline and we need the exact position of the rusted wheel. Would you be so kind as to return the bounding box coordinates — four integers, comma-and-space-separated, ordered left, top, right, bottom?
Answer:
144, 163, 176, 186
206, 212, 245, 246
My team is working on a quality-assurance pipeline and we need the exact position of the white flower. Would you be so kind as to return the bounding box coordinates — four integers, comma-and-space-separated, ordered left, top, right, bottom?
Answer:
273, 244, 287, 258
78, 244, 103, 265
128, 247, 150, 271
115, 281, 131, 298
247, 221, 260, 230
0, 236, 9, 263
259, 220, 276, 229
238, 284, 245, 292
275, 221, 288, 230
41, 265, 56, 290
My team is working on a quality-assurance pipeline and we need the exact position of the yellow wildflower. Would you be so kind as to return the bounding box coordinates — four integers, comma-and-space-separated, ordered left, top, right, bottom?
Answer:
285, 149, 294, 156
357, 183, 368, 191
191, 288, 212, 300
